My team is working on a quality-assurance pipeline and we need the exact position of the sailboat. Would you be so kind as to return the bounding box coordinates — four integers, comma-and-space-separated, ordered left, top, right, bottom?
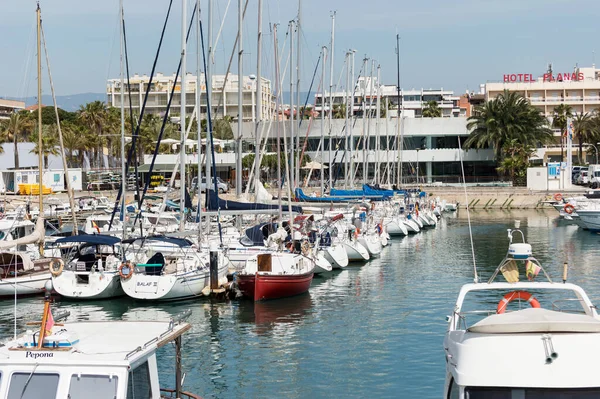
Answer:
0, 4, 52, 297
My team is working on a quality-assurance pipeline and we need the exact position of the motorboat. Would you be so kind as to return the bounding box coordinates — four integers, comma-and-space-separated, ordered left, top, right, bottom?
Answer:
444, 222, 600, 397
0, 284, 200, 399
236, 251, 314, 301
120, 236, 230, 301
51, 234, 124, 300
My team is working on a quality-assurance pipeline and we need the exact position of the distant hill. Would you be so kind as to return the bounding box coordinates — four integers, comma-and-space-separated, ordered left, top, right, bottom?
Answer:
21, 93, 105, 112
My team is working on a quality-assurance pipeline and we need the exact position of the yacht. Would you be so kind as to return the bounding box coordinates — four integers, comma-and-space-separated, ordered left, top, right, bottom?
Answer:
444, 222, 600, 397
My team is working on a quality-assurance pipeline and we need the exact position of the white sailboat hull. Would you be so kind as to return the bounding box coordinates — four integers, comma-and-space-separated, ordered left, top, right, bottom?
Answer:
314, 251, 333, 274
403, 219, 421, 233
0, 272, 50, 297
385, 218, 408, 236
358, 235, 382, 257
324, 244, 349, 269
342, 240, 370, 262
52, 270, 124, 300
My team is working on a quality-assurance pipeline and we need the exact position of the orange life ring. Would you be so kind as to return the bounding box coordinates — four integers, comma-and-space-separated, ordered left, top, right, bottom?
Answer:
353, 229, 360, 239
564, 204, 575, 215
119, 261, 134, 279
554, 193, 563, 201
497, 290, 540, 314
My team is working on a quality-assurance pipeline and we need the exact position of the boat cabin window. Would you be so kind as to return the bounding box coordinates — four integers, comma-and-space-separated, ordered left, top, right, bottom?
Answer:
465, 386, 600, 398
68, 374, 118, 399
127, 361, 152, 399
7, 372, 59, 399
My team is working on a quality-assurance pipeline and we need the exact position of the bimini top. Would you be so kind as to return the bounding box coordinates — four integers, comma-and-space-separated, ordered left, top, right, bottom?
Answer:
122, 235, 193, 247
468, 308, 600, 334
0, 320, 191, 367
54, 234, 121, 246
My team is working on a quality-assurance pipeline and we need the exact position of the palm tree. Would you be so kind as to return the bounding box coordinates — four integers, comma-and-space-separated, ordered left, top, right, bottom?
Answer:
61, 122, 86, 167
422, 100, 442, 118
332, 104, 346, 119
78, 101, 108, 168
0, 113, 28, 166
572, 112, 596, 164
465, 90, 553, 160
30, 124, 60, 169
552, 104, 573, 162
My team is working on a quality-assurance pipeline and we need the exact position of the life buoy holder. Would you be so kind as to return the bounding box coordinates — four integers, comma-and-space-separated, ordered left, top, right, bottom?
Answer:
49, 258, 64, 277
119, 261, 134, 280
554, 193, 563, 202
564, 204, 575, 215
497, 290, 540, 314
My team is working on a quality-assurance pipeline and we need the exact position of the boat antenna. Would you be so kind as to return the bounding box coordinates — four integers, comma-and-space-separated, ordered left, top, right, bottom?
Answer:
457, 135, 478, 282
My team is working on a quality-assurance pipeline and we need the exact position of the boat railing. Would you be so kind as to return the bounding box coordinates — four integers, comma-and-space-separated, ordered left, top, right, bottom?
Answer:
551, 298, 592, 314
160, 388, 202, 399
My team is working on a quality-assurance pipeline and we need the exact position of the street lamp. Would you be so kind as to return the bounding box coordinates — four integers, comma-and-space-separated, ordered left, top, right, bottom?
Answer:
590, 143, 600, 165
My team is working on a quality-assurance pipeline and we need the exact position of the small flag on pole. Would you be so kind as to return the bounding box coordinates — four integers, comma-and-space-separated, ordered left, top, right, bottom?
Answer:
45, 307, 55, 335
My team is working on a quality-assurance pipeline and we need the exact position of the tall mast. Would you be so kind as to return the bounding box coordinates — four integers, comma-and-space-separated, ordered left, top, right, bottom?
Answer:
361, 56, 368, 185
349, 50, 355, 188
236, 0, 243, 198
396, 34, 402, 187
254, 0, 263, 196
367, 59, 374, 184
320, 46, 327, 195
119, 0, 127, 239
343, 51, 350, 189
196, 0, 202, 240
288, 20, 295, 189
375, 64, 381, 184
328, 11, 335, 189
205, 0, 213, 196
295, 0, 302, 188
36, 3, 43, 225
179, 0, 187, 231
273, 24, 283, 221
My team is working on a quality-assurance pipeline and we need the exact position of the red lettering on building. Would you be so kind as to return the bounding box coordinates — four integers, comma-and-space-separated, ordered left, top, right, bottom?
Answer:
503, 74, 510, 82
504, 72, 584, 82
510, 74, 517, 82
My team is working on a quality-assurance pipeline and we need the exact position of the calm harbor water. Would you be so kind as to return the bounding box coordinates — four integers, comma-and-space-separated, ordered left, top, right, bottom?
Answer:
2, 210, 599, 398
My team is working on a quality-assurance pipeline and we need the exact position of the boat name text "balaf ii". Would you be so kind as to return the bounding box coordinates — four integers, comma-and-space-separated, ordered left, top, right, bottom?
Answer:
137, 282, 158, 287
26, 351, 54, 359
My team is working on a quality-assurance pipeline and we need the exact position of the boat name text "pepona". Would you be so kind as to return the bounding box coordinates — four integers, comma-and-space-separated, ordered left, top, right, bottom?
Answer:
26, 351, 54, 359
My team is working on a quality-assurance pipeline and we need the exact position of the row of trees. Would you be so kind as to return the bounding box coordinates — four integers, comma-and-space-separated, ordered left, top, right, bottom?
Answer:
465, 90, 600, 184
0, 101, 234, 169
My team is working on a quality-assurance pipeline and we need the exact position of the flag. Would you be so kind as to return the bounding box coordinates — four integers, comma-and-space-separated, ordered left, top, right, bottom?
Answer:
45, 307, 55, 335
92, 220, 100, 233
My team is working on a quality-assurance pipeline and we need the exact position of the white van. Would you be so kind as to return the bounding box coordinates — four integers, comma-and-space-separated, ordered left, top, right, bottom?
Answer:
588, 165, 600, 188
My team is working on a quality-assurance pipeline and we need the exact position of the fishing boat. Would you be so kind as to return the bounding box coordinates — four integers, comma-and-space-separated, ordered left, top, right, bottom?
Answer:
444, 221, 600, 397
236, 251, 314, 301
0, 279, 200, 399
51, 235, 124, 300
120, 236, 229, 301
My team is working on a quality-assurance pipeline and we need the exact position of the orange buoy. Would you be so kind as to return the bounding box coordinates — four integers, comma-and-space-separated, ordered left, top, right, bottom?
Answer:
563, 204, 575, 215
497, 290, 540, 314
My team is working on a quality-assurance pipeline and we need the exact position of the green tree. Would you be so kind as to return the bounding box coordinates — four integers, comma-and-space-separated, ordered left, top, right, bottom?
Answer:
30, 124, 60, 169
552, 104, 573, 162
572, 112, 596, 164
465, 90, 553, 160
422, 100, 442, 118
332, 104, 346, 119
496, 139, 534, 186
78, 101, 108, 168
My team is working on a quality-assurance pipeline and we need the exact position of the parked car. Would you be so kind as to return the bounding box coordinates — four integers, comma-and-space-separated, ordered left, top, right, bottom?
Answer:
577, 170, 589, 185
191, 176, 229, 193
588, 165, 600, 188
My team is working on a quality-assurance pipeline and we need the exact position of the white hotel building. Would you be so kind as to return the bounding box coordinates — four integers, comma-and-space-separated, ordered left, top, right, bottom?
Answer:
106, 72, 274, 121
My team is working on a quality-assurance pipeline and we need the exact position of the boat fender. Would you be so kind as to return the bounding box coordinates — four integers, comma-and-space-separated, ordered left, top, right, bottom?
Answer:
554, 193, 563, 202
497, 290, 540, 314
563, 204, 575, 214
119, 261, 134, 280
49, 258, 64, 277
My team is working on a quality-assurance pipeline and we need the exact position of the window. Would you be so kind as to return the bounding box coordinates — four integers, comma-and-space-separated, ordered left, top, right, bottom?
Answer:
465, 387, 600, 398
7, 372, 59, 399
127, 361, 152, 399
68, 374, 118, 399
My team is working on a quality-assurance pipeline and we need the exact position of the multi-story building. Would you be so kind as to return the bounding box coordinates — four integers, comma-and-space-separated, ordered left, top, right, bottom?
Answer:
485, 65, 600, 116
314, 77, 463, 118
106, 72, 274, 121
0, 99, 25, 120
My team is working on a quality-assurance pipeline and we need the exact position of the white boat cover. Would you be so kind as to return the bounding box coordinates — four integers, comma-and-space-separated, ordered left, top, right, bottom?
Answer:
468, 308, 600, 334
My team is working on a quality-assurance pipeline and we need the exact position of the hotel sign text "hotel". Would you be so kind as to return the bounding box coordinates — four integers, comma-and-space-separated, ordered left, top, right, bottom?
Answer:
503, 73, 584, 83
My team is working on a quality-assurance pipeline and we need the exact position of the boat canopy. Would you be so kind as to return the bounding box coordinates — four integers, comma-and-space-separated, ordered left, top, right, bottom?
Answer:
55, 234, 121, 246
122, 235, 194, 247
243, 223, 278, 246
206, 190, 302, 213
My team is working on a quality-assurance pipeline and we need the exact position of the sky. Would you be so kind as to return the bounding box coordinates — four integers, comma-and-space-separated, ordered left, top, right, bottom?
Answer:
1, 0, 599, 99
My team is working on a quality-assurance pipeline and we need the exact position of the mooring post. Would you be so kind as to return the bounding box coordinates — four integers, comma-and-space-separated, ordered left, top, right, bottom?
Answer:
210, 240, 219, 290
175, 335, 182, 398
